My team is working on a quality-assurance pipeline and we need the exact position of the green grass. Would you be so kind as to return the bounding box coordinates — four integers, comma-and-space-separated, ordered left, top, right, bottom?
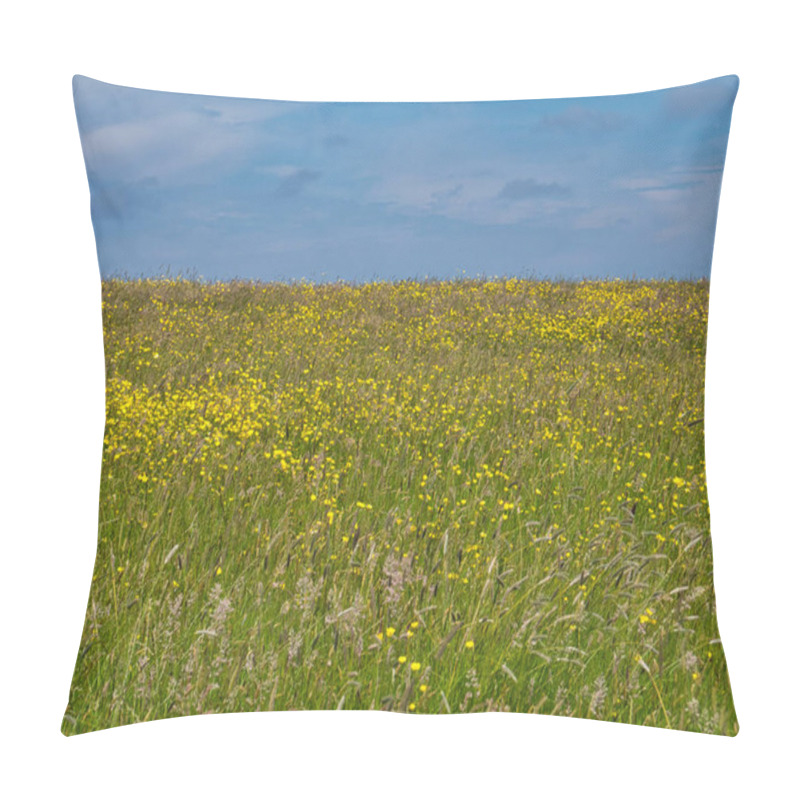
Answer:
62, 276, 736, 734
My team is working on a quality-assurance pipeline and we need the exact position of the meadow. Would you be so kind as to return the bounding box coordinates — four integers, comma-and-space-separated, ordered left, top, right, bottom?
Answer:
62, 277, 737, 735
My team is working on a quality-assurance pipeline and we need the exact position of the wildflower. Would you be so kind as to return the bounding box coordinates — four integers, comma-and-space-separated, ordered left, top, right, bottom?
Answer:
398, 656, 407, 664
639, 608, 657, 625
386, 627, 396, 637
411, 662, 421, 671
465, 640, 475, 649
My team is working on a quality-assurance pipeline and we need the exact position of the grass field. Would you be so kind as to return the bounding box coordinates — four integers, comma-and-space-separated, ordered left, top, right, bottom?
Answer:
62, 276, 737, 735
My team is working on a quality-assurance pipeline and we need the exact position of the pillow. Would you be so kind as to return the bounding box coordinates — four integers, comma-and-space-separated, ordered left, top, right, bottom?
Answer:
63, 74, 739, 735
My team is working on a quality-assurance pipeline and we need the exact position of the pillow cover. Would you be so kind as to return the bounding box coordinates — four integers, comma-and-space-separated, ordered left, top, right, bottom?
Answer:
63, 74, 739, 735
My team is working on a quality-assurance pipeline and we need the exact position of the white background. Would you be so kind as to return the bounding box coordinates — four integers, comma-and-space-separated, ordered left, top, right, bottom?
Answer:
2, 1, 797, 797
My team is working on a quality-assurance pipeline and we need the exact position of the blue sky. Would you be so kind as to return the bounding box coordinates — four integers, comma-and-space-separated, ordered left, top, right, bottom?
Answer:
73, 75, 738, 282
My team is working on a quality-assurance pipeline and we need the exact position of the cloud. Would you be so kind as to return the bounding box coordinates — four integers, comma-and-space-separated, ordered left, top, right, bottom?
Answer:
365, 172, 575, 226
366, 174, 471, 212
196, 101, 292, 126
498, 179, 571, 201
76, 77, 302, 187
571, 206, 631, 230
539, 106, 624, 132
83, 110, 259, 183
275, 168, 322, 198
612, 173, 713, 211
676, 166, 723, 175
634, 181, 702, 193
616, 176, 702, 193
431, 184, 464, 202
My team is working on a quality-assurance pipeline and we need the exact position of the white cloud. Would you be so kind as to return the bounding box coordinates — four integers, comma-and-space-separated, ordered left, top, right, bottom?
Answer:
82, 101, 297, 184
366, 171, 572, 225
572, 206, 631, 230
614, 177, 665, 191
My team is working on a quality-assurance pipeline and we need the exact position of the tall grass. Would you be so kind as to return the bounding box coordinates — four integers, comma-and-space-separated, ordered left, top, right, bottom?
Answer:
62, 277, 736, 735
